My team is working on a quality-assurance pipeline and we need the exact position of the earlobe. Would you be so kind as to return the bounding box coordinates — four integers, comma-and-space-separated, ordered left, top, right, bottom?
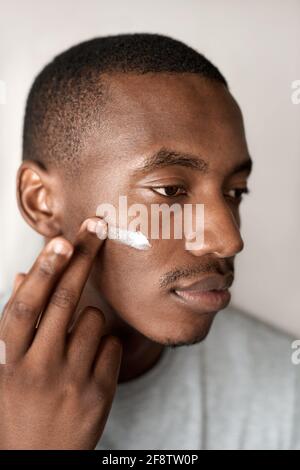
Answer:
16, 161, 62, 238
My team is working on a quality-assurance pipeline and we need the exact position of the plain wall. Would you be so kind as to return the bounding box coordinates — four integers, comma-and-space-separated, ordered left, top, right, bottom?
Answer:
0, 0, 299, 335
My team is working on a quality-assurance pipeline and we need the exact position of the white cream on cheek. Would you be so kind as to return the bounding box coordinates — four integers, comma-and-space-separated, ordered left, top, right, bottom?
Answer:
108, 226, 152, 250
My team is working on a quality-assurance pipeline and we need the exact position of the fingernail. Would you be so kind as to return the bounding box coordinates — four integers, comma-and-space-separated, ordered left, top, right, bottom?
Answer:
96, 220, 108, 240
47, 239, 72, 256
87, 219, 107, 239
87, 219, 98, 233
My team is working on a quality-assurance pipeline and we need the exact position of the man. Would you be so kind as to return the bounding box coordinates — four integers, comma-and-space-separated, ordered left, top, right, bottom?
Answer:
0, 33, 299, 450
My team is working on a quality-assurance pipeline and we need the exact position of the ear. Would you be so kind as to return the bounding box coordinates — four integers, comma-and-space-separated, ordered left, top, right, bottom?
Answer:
16, 161, 62, 238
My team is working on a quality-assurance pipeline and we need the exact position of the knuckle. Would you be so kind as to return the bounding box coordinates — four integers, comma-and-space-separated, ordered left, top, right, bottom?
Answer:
50, 287, 77, 309
22, 369, 46, 388
84, 307, 105, 326
1, 360, 47, 390
38, 258, 56, 277
0, 363, 16, 384
0, 365, 19, 395
94, 389, 108, 405
91, 381, 111, 403
61, 377, 82, 401
11, 299, 36, 320
21, 356, 55, 387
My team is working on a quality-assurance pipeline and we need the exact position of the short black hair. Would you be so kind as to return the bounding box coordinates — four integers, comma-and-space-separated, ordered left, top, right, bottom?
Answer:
22, 33, 228, 176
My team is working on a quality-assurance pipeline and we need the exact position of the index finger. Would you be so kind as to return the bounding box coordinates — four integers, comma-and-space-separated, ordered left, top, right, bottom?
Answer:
32, 216, 107, 357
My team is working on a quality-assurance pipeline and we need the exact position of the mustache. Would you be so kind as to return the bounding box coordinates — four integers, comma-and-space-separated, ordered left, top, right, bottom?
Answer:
159, 259, 234, 289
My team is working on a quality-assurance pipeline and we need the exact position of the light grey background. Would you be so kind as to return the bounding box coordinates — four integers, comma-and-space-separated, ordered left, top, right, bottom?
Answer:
0, 0, 299, 335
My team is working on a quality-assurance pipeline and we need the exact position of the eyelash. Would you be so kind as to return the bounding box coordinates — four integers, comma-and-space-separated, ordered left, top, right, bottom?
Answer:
224, 187, 250, 202
151, 186, 187, 198
152, 185, 250, 200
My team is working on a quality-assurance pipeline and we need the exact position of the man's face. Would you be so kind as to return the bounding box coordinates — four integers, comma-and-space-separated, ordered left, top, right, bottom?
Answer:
57, 73, 252, 346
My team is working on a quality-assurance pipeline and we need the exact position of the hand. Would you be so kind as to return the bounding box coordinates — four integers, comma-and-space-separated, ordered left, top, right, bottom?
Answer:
0, 217, 123, 449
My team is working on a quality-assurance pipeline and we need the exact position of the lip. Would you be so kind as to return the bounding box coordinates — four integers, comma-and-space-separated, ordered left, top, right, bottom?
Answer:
171, 273, 233, 312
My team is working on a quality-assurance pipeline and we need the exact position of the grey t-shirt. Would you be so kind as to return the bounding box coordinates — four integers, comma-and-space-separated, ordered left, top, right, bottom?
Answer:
97, 306, 300, 450
1, 291, 299, 450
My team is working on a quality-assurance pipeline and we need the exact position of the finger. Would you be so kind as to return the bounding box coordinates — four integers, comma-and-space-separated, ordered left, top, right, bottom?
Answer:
0, 239, 73, 363
67, 307, 106, 381
93, 335, 123, 389
33, 217, 107, 358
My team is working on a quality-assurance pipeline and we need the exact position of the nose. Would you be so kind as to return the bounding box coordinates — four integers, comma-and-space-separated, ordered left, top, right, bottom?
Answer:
186, 197, 244, 258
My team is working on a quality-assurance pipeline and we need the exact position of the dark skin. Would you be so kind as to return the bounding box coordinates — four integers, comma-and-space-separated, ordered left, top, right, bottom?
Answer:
0, 73, 252, 448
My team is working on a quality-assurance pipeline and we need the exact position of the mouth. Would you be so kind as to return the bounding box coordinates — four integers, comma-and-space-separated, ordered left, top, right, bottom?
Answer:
171, 273, 233, 312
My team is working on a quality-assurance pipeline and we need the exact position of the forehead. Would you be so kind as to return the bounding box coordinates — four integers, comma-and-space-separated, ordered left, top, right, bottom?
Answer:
86, 73, 248, 173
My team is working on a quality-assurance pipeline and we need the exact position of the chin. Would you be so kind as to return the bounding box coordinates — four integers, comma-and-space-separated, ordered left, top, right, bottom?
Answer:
146, 308, 219, 348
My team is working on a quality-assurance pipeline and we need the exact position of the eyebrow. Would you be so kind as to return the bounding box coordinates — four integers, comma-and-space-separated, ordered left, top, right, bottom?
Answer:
131, 147, 209, 175
131, 146, 253, 177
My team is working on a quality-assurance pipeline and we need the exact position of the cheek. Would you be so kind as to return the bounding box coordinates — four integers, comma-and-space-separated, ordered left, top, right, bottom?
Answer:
91, 238, 216, 343
97, 239, 154, 291
94, 238, 176, 311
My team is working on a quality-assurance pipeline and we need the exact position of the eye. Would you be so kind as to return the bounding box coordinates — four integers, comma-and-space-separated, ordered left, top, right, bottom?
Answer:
152, 185, 187, 198
225, 187, 250, 201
